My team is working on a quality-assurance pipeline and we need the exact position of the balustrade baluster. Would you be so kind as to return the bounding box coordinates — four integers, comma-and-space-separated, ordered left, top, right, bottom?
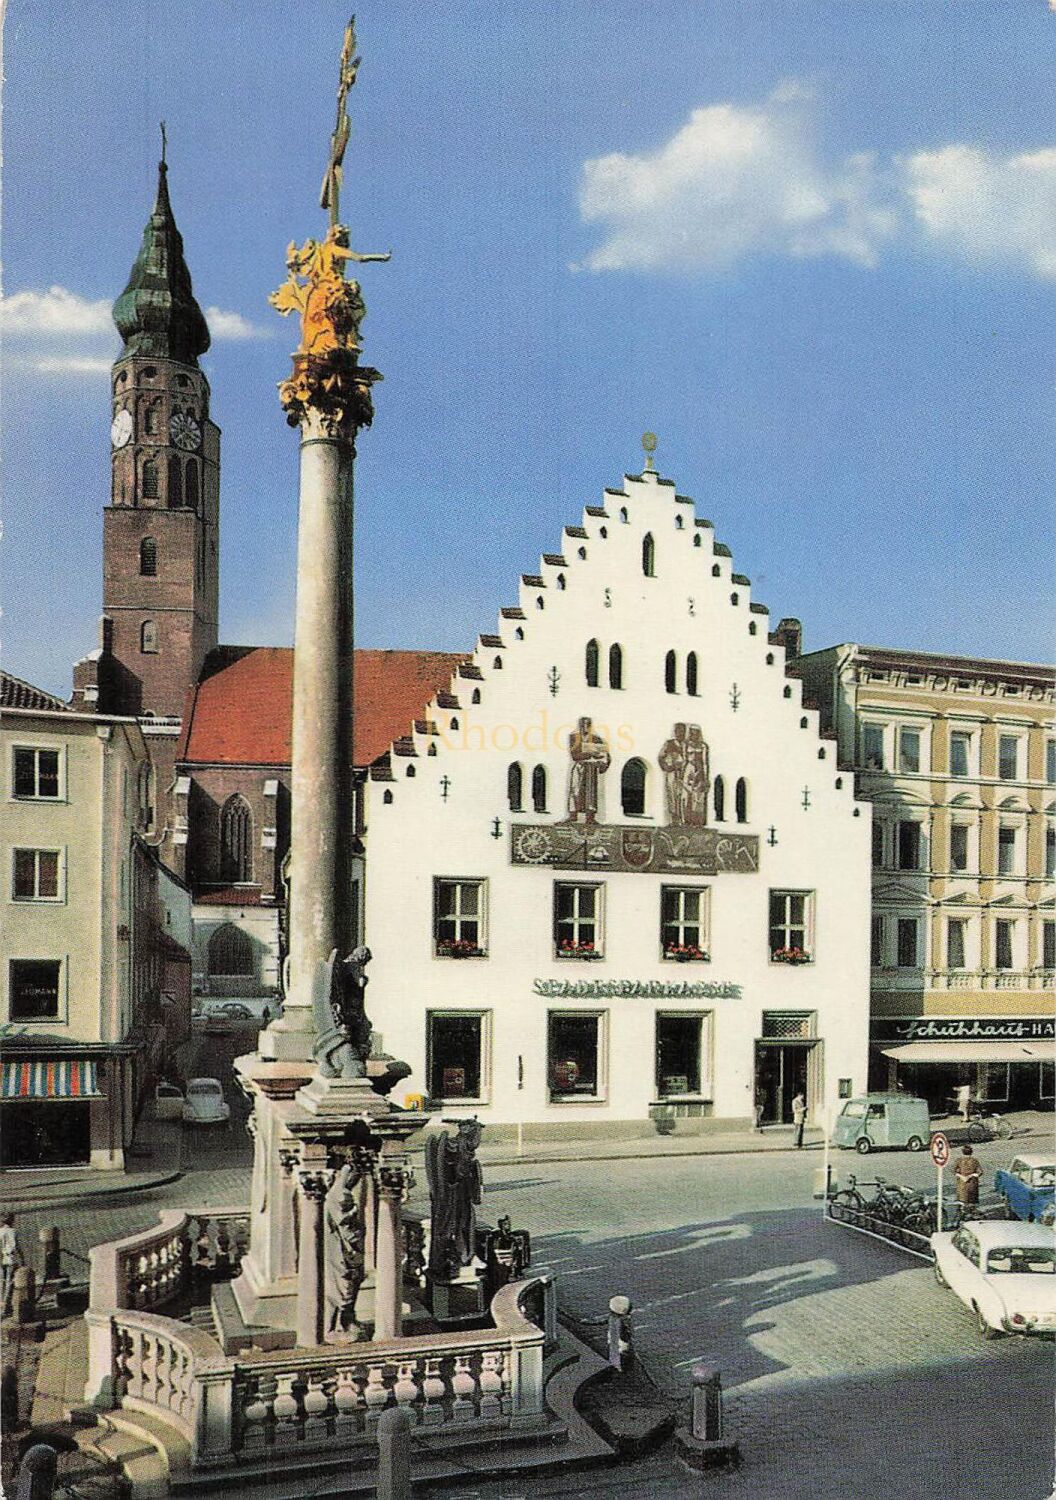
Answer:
241, 1377, 272, 1454
363, 1362, 389, 1433
272, 1372, 301, 1449
479, 1350, 503, 1420
498, 1347, 513, 1416
451, 1355, 477, 1423
302, 1373, 331, 1445
333, 1365, 365, 1441
393, 1361, 420, 1422
420, 1357, 446, 1427
215, 1218, 232, 1273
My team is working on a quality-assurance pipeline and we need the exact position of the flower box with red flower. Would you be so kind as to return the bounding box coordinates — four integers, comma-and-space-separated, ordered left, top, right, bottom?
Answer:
436, 939, 486, 959
664, 944, 710, 963
771, 946, 812, 965
558, 940, 602, 960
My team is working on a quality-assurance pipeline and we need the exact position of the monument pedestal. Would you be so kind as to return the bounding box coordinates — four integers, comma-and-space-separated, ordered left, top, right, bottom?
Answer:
427, 1267, 488, 1325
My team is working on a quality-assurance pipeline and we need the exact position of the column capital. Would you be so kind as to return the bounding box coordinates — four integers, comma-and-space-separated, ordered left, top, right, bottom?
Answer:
278, 350, 381, 441
296, 1168, 335, 1202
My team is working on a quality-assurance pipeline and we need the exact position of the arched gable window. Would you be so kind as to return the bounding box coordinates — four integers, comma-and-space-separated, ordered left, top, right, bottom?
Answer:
139, 537, 157, 576
168, 455, 183, 508
735, 777, 748, 823
642, 533, 656, 577
208, 923, 253, 977
608, 643, 623, 689
507, 762, 523, 812
686, 651, 698, 696
585, 639, 600, 687
664, 650, 677, 694
142, 460, 159, 500
184, 460, 199, 513
532, 764, 548, 813
220, 794, 253, 883
713, 775, 726, 822
140, 620, 159, 653
621, 758, 647, 817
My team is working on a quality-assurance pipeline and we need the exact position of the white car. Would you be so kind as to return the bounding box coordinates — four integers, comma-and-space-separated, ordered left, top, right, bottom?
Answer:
932, 1219, 1056, 1338
153, 1081, 186, 1121
181, 1077, 231, 1126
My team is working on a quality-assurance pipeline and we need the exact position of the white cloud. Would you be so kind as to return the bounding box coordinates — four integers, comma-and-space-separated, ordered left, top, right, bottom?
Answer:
575, 87, 897, 274
0, 286, 113, 336
203, 306, 267, 339
575, 86, 1056, 282
22, 355, 113, 376
904, 144, 1056, 280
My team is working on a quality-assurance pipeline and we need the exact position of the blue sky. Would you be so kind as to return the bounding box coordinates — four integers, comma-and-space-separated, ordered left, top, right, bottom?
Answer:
3, 0, 1054, 697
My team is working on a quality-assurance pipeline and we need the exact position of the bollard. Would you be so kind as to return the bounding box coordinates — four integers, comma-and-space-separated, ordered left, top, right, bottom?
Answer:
675, 1361, 740, 1471
39, 1227, 61, 1284
12, 1267, 36, 1325
376, 1405, 412, 1500
15, 1442, 57, 1500
1, 1363, 19, 1430
607, 1294, 633, 1371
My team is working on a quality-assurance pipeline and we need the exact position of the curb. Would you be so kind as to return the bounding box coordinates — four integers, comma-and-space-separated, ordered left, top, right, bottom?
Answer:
2, 1167, 184, 1214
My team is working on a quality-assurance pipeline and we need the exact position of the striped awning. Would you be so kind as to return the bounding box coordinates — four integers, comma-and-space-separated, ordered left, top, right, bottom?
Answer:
1, 1059, 104, 1100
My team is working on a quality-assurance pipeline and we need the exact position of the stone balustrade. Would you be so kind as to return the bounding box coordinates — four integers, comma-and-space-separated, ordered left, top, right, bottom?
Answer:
88, 1208, 251, 1317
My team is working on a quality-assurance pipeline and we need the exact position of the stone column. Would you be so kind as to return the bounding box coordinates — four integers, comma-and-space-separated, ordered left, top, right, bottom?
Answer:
374, 1157, 412, 1341
295, 1166, 333, 1348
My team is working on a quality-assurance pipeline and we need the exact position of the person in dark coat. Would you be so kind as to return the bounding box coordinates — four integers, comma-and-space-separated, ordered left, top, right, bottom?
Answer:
954, 1144, 982, 1206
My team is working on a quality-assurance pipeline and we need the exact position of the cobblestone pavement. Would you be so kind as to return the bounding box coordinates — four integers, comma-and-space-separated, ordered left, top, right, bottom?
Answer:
8, 1130, 1054, 1500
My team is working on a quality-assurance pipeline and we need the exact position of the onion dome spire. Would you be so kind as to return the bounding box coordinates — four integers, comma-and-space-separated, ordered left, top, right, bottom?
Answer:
112, 155, 210, 365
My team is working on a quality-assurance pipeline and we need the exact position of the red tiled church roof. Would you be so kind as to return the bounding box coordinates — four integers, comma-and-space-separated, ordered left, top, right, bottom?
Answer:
178, 647, 466, 768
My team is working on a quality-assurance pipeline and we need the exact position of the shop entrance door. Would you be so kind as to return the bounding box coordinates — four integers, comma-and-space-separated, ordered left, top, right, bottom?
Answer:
755, 1042, 811, 1124
0, 1102, 91, 1168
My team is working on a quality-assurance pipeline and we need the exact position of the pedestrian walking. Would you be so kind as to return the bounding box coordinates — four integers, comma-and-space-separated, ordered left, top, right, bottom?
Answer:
753, 1088, 766, 1132
792, 1091, 807, 1149
0, 1214, 23, 1317
956, 1081, 971, 1123
954, 1144, 982, 1207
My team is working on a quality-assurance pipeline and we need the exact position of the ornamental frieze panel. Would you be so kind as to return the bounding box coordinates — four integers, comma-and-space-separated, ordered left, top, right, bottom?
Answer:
511, 822, 758, 875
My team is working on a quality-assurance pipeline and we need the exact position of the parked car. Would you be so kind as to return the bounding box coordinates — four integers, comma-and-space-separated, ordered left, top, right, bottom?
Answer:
995, 1156, 1056, 1223
215, 1002, 256, 1023
200, 1012, 236, 1034
181, 1077, 231, 1126
831, 1093, 931, 1154
931, 1220, 1056, 1338
153, 1081, 185, 1121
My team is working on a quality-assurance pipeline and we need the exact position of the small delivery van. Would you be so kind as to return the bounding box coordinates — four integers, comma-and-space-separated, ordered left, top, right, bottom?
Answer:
831, 1093, 932, 1154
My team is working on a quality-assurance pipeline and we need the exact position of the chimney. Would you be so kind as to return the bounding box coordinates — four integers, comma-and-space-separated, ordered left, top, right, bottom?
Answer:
771, 617, 802, 661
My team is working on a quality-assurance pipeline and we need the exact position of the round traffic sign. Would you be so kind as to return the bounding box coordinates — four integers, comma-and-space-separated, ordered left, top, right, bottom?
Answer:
931, 1131, 950, 1167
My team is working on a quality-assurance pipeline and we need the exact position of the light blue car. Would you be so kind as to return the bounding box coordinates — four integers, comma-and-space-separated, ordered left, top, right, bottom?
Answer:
994, 1155, 1056, 1223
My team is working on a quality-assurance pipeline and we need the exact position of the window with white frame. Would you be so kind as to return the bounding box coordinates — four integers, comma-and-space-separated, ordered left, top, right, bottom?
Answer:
434, 878, 486, 957
11, 849, 62, 903
998, 734, 1019, 781
897, 820, 922, 871
997, 824, 1017, 877
1047, 740, 1056, 786
656, 1013, 709, 1096
768, 890, 813, 962
950, 731, 972, 778
949, 823, 969, 874
898, 727, 921, 774
661, 886, 710, 959
548, 1011, 605, 1099
9, 959, 62, 1020
994, 919, 1015, 971
896, 917, 919, 968
555, 883, 603, 957
1046, 827, 1056, 880
12, 746, 61, 801
947, 917, 967, 970
1043, 920, 1055, 971
861, 723, 885, 770
427, 1011, 489, 1101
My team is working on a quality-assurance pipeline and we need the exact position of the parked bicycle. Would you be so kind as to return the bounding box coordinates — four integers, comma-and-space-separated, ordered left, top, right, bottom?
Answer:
965, 1106, 1014, 1142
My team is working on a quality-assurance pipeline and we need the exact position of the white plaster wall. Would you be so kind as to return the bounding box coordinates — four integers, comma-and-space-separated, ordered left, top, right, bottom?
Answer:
363, 469, 872, 1125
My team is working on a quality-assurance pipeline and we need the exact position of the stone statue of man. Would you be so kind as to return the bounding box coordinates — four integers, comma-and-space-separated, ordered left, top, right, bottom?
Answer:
425, 1119, 484, 1282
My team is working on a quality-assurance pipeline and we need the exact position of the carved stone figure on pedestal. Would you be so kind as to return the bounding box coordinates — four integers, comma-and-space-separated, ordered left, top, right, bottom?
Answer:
425, 1119, 484, 1282
682, 725, 710, 827
324, 1163, 367, 1341
312, 947, 374, 1080
658, 723, 688, 824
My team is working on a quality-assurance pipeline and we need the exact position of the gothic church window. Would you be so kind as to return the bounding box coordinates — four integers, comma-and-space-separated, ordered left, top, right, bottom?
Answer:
142, 461, 159, 500
208, 923, 253, 978
220, 794, 253, 883
686, 652, 698, 696
139, 537, 157, 576
507, 763, 523, 812
168, 456, 183, 508
665, 650, 677, 694
185, 460, 199, 513
642, 533, 655, 577
713, 775, 726, 822
140, 620, 159, 654
735, 777, 748, 823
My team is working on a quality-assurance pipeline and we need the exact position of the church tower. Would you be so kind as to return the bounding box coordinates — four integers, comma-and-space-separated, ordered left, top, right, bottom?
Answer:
97, 156, 220, 718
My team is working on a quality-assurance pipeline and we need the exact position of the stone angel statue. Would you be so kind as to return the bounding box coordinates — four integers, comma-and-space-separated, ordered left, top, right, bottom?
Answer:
311, 946, 374, 1080
425, 1118, 484, 1282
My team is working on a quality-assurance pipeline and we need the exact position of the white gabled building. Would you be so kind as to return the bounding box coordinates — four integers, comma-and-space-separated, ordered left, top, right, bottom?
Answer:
361, 461, 872, 1134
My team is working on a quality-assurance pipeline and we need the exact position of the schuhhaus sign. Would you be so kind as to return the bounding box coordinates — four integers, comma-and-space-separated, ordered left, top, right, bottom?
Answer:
878, 1017, 1056, 1043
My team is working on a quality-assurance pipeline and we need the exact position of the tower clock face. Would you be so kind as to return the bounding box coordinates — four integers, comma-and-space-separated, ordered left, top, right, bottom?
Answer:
110, 409, 133, 449
169, 411, 201, 451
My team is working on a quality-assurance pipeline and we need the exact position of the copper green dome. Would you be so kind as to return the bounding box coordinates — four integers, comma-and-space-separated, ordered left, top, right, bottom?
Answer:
112, 162, 210, 365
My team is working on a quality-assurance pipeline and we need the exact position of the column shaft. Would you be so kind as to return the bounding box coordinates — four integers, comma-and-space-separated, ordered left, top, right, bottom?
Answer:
296, 1181, 326, 1347
374, 1186, 403, 1340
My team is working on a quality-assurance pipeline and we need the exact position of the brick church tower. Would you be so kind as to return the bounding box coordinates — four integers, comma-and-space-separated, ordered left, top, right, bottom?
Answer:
74, 156, 220, 725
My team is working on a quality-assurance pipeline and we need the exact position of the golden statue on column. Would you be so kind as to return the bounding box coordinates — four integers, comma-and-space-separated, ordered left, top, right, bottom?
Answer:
270, 16, 389, 431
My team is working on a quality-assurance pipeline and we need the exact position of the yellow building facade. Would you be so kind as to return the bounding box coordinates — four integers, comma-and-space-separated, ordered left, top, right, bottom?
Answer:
794, 644, 1055, 1112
